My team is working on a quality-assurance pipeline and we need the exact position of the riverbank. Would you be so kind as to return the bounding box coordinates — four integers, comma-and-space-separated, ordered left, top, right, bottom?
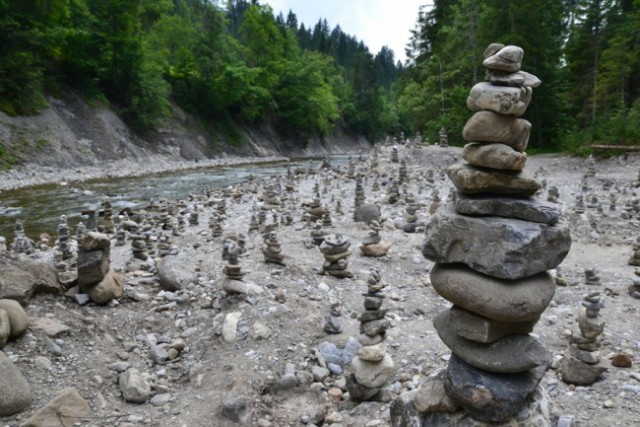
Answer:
0, 154, 291, 191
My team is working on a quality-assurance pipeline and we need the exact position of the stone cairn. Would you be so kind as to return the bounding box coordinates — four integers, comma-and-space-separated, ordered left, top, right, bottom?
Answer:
319, 234, 353, 278
115, 224, 126, 246
222, 239, 246, 280
210, 214, 223, 238
360, 220, 390, 257
547, 185, 559, 203
585, 154, 597, 178
574, 194, 586, 214
354, 177, 366, 216
310, 220, 326, 246
101, 196, 115, 233
346, 268, 393, 401
54, 215, 77, 286
11, 220, 36, 254
391, 145, 399, 163
323, 299, 343, 334
399, 44, 572, 424
438, 127, 449, 147
584, 267, 601, 285
387, 180, 400, 205
398, 160, 408, 184
261, 230, 285, 266
77, 231, 123, 304
560, 292, 607, 385
628, 237, 640, 266
248, 213, 259, 234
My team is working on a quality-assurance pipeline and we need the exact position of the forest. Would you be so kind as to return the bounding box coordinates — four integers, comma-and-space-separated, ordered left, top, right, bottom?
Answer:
1, 0, 639, 151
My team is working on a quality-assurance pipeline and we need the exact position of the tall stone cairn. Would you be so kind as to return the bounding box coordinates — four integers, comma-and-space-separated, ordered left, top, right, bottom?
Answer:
101, 196, 115, 233
412, 44, 572, 424
346, 268, 393, 401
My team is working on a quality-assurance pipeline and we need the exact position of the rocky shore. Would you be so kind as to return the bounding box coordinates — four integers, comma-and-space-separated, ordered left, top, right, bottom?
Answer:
0, 144, 639, 427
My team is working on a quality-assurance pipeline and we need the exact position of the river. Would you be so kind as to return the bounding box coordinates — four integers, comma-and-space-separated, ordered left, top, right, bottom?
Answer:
0, 155, 354, 244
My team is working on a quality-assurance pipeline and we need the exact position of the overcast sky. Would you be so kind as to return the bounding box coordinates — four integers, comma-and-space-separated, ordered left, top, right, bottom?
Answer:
261, 0, 430, 63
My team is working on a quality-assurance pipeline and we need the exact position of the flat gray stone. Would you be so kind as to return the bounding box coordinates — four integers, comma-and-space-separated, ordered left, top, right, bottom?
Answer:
444, 354, 549, 423
482, 45, 524, 72
447, 163, 540, 197
448, 305, 537, 344
454, 193, 560, 225
462, 143, 526, 171
0, 350, 32, 416
462, 111, 531, 151
434, 310, 551, 373
559, 354, 608, 386
430, 263, 556, 322
157, 255, 197, 291
423, 205, 571, 279
467, 83, 531, 116
486, 70, 541, 88
20, 387, 91, 426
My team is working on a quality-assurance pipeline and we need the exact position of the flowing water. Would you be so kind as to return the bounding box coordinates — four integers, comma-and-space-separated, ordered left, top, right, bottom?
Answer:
0, 155, 353, 244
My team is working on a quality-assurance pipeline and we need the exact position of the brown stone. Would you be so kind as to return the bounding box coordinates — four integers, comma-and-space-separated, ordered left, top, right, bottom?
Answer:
462, 143, 527, 171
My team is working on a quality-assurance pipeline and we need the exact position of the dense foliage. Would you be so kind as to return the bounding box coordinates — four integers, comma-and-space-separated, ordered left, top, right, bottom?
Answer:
401, 0, 640, 151
3, 0, 639, 151
0, 0, 402, 141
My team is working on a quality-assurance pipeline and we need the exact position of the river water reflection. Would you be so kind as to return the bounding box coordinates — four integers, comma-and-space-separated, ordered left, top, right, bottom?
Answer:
0, 155, 353, 243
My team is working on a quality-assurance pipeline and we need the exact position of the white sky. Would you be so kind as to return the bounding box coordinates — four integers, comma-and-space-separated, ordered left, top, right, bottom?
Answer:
261, 0, 430, 63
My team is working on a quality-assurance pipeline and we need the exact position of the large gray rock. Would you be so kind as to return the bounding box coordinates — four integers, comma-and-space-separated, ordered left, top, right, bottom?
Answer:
430, 263, 556, 322
467, 83, 531, 116
448, 305, 537, 344
444, 354, 549, 423
354, 203, 381, 224
462, 111, 531, 151
0, 299, 29, 338
77, 249, 110, 287
559, 354, 608, 386
0, 255, 59, 303
221, 393, 251, 423
157, 255, 196, 291
423, 205, 571, 279
447, 163, 540, 197
20, 387, 91, 426
482, 45, 524, 72
462, 143, 526, 171
88, 269, 123, 304
119, 368, 151, 403
412, 368, 459, 412
455, 193, 560, 225
434, 310, 550, 373
0, 350, 32, 416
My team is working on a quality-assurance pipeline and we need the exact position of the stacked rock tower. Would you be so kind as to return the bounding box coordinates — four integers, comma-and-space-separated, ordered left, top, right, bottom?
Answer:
419, 44, 572, 423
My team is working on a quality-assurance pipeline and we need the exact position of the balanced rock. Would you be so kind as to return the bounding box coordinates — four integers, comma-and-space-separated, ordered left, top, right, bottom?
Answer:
447, 163, 540, 197
430, 263, 555, 322
434, 310, 551, 373
462, 143, 527, 171
467, 83, 531, 116
462, 111, 531, 151
482, 45, 524, 72
444, 354, 548, 423
423, 205, 571, 279
455, 193, 559, 225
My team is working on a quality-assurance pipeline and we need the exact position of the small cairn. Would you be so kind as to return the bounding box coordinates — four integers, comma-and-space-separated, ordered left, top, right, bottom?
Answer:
585, 155, 596, 178
609, 193, 616, 211
398, 43, 571, 424
101, 196, 115, 233
261, 230, 285, 266
428, 189, 441, 214
248, 214, 259, 234
584, 267, 601, 285
560, 292, 607, 385
10, 220, 36, 254
414, 131, 423, 145
347, 158, 356, 179
322, 209, 333, 227
126, 233, 155, 272
310, 220, 326, 246
398, 160, 408, 184
319, 234, 353, 278
188, 208, 199, 226
115, 225, 126, 246
360, 221, 390, 257
305, 193, 325, 221
574, 194, 586, 214
55, 215, 77, 286
547, 186, 559, 203
354, 177, 366, 215
156, 231, 174, 257
402, 204, 422, 233
82, 209, 97, 231
346, 268, 393, 401
210, 214, 223, 238
222, 239, 246, 280
628, 237, 640, 266
324, 299, 343, 334
77, 231, 123, 304
391, 145, 399, 163
438, 127, 449, 147
387, 180, 400, 205
426, 169, 435, 185
335, 200, 343, 215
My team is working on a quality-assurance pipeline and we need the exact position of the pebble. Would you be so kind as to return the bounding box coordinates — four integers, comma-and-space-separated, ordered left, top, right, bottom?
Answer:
603, 399, 615, 408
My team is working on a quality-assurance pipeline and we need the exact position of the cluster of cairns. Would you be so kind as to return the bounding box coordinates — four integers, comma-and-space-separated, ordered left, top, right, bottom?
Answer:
559, 292, 608, 385
346, 269, 394, 401
392, 43, 572, 425
319, 234, 353, 278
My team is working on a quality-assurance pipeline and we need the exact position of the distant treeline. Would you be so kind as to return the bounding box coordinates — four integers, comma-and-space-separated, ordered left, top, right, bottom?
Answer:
2, 0, 639, 151
0, 0, 402, 141
402, 0, 640, 151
